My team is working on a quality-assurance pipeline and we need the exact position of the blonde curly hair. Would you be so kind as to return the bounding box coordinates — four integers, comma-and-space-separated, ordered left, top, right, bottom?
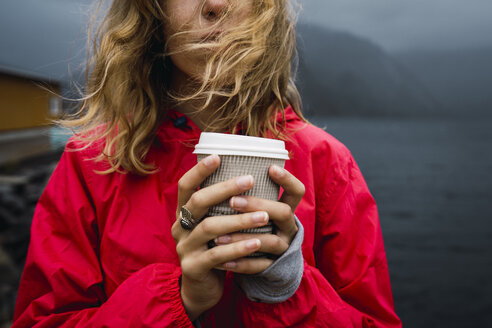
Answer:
62, 0, 305, 175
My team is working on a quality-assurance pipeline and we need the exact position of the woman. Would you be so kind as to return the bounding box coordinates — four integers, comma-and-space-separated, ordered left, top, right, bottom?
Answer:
13, 0, 401, 327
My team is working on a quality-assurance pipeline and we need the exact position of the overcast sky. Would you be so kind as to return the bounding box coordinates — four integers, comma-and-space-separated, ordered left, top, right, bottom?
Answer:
1, 0, 491, 80
302, 0, 492, 52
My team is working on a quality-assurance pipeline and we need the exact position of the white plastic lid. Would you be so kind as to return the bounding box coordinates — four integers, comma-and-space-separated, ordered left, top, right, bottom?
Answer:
193, 132, 289, 160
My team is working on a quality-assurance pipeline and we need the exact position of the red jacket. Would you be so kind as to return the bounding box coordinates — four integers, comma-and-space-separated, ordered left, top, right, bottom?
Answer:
13, 107, 401, 327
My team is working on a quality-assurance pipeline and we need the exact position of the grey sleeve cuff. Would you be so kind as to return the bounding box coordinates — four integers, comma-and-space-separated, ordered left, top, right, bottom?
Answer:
234, 215, 304, 303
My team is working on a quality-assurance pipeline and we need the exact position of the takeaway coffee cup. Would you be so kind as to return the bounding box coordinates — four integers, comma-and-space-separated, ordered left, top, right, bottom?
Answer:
193, 132, 289, 238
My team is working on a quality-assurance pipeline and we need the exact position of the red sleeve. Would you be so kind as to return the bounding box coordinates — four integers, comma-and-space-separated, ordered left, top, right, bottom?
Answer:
12, 148, 193, 328
233, 144, 401, 327
313, 147, 401, 327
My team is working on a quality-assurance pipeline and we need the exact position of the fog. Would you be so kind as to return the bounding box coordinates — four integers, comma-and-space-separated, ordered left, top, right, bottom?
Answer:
1, 0, 491, 80
301, 0, 492, 52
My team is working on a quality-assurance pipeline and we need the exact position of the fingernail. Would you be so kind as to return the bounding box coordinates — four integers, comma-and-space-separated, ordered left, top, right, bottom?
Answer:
222, 261, 237, 269
202, 154, 218, 168
236, 175, 253, 189
272, 165, 285, 177
246, 239, 260, 250
215, 235, 231, 244
231, 196, 247, 208
252, 211, 268, 223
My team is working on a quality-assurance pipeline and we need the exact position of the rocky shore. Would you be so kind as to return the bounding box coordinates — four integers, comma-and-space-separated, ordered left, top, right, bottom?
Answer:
0, 150, 62, 326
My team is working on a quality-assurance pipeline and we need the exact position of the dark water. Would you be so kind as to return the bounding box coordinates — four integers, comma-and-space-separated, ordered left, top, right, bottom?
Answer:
311, 117, 492, 327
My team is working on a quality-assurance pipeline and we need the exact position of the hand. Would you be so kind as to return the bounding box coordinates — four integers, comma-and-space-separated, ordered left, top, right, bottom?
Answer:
171, 155, 272, 321
214, 164, 305, 273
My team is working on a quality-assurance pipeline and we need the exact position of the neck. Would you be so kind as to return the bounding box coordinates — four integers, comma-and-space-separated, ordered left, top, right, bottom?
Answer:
168, 66, 216, 131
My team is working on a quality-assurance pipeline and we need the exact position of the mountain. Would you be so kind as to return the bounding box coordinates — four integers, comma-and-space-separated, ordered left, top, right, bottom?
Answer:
296, 24, 439, 118
394, 47, 492, 118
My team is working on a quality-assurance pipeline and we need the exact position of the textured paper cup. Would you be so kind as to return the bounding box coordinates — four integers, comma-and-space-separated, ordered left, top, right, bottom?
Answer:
194, 132, 289, 256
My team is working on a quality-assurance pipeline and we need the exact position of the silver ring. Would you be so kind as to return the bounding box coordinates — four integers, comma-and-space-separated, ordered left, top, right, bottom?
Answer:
179, 206, 196, 230
180, 216, 194, 230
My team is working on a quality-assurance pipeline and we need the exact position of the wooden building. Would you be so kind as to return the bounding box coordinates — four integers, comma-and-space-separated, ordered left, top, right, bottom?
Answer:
0, 67, 62, 132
